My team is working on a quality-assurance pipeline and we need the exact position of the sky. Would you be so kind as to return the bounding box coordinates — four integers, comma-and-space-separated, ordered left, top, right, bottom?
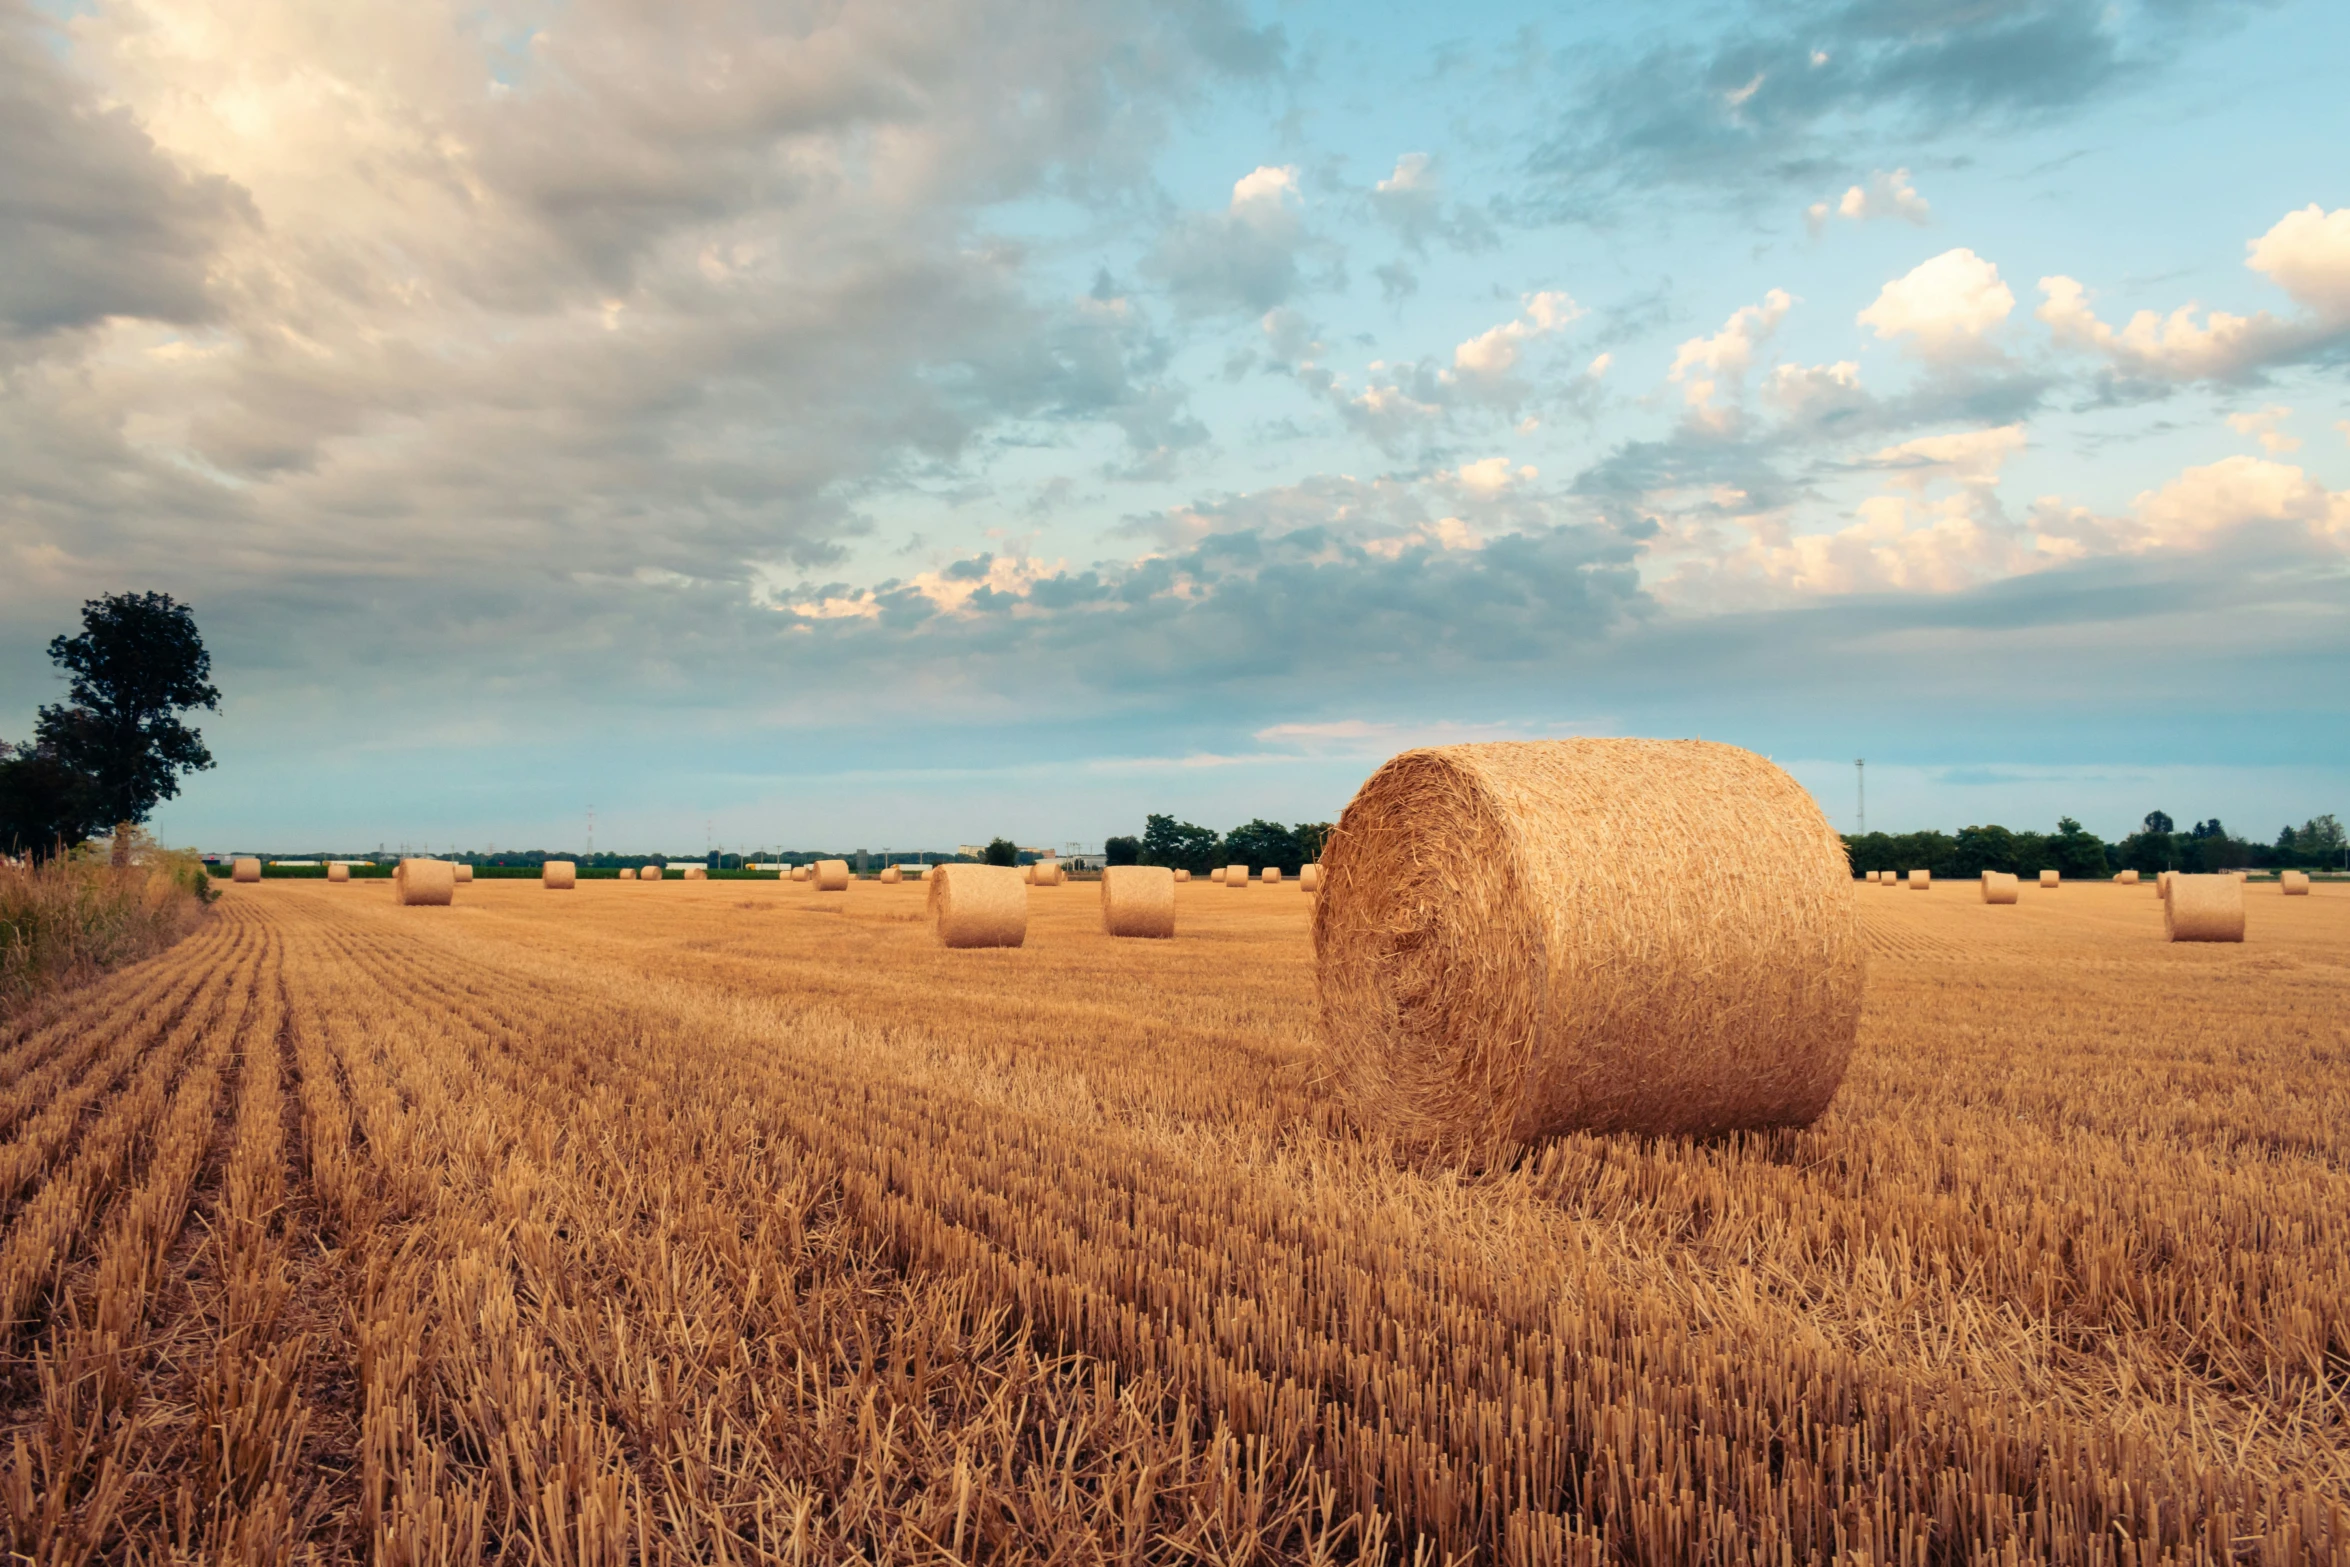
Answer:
2, 0, 2345, 856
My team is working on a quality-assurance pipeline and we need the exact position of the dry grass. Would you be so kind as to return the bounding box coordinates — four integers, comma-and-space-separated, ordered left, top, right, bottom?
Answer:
1, 875, 2344, 1563
0, 847, 212, 1015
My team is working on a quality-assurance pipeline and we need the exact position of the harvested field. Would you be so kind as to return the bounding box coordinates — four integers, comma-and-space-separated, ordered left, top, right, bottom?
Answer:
2, 876, 2345, 1563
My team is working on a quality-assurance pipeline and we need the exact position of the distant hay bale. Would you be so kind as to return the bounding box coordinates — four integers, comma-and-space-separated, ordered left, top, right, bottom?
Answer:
931, 863, 1027, 948
453, 864, 475, 884
919, 866, 935, 880
1032, 861, 1062, 886
789, 866, 806, 882
1174, 869, 1191, 883
618, 868, 636, 881
880, 865, 902, 884
2165, 874, 2244, 943
1300, 864, 1320, 892
683, 866, 707, 881
815, 859, 849, 891
1314, 738, 1863, 1147
231, 857, 261, 884
1262, 866, 1283, 886
1226, 864, 1249, 888
642, 864, 663, 882
394, 858, 455, 907
1981, 871, 2019, 904
543, 861, 576, 890
1208, 867, 1223, 884
1907, 869, 1930, 891
2114, 870, 2139, 885
1100, 866, 1176, 938
326, 863, 350, 884
2282, 870, 2310, 895
2038, 869, 2058, 889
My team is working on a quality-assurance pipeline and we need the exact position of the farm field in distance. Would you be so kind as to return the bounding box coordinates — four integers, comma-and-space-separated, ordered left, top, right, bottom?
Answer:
2, 876, 2344, 1563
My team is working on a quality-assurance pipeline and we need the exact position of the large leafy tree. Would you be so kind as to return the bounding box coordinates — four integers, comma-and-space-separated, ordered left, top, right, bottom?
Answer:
1222, 818, 1303, 874
1140, 813, 1220, 874
35, 593, 219, 862
0, 742, 102, 862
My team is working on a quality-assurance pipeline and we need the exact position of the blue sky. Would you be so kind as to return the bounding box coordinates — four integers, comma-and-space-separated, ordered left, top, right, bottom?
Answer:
1, 0, 2344, 853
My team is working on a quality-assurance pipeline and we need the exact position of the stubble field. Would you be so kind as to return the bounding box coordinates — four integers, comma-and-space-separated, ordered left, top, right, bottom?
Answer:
0, 874, 2344, 1565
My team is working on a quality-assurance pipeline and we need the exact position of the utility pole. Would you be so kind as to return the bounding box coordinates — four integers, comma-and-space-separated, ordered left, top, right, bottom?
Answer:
1855, 759, 1866, 836
586, 804, 595, 859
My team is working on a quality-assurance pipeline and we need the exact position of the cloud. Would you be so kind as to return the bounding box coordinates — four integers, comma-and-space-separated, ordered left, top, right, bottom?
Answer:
1669, 289, 1793, 427
1858, 250, 2013, 361
1861, 424, 2027, 489
1326, 291, 1583, 448
2224, 406, 2300, 455
2245, 205, 2350, 323
1146, 164, 1311, 316
2128, 457, 2350, 551
1805, 168, 1929, 234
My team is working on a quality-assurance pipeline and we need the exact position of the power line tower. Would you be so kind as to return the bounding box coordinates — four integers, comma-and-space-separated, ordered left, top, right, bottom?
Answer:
1855, 759, 1866, 836
586, 804, 595, 859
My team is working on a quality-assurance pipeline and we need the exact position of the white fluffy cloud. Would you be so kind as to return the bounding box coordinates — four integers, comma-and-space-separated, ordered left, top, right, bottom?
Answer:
1856, 249, 2013, 360
2224, 406, 2300, 455
2035, 276, 2297, 380
1804, 168, 1929, 235
2129, 456, 2350, 551
1668, 288, 1792, 425
2245, 205, 2350, 322
1150, 164, 1311, 315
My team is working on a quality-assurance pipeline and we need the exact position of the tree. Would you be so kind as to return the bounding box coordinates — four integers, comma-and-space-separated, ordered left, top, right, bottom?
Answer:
2143, 810, 2174, 835
36, 593, 218, 864
1294, 822, 1334, 863
1140, 814, 1220, 874
983, 837, 1018, 867
0, 742, 103, 862
1103, 835, 1140, 866
2048, 816, 2108, 880
1223, 818, 1303, 874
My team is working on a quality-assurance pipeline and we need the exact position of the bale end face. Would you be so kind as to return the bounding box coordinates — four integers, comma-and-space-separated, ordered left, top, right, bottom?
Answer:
542, 861, 577, 890
932, 863, 1027, 948
815, 859, 850, 891
393, 857, 456, 907
2165, 874, 2245, 942
231, 857, 262, 884
1981, 871, 2019, 904
1314, 738, 1863, 1149
1101, 866, 1176, 938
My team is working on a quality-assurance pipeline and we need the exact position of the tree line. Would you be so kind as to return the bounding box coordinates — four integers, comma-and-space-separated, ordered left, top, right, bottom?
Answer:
1843, 811, 2346, 880
1102, 815, 1335, 876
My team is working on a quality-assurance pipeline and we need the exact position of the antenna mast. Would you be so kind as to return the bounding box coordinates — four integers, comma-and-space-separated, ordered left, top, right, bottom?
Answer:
1855, 759, 1866, 836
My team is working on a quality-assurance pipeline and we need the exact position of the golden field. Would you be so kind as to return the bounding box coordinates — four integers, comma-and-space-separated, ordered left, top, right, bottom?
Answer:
1, 874, 2344, 1564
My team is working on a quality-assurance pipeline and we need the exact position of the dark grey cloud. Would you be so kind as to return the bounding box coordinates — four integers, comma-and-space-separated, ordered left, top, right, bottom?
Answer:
0, 1, 252, 338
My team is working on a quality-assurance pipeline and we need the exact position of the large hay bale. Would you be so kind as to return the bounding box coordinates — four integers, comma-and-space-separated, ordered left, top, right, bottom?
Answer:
1262, 866, 1283, 886
2157, 870, 2173, 898
2165, 874, 2244, 942
931, 864, 1026, 948
453, 864, 475, 884
1907, 869, 1931, 891
2281, 870, 2310, 895
2114, 869, 2139, 885
543, 861, 576, 890
880, 865, 902, 884
394, 858, 455, 907
683, 866, 707, 881
1981, 871, 2019, 904
231, 857, 261, 884
815, 859, 850, 891
1314, 739, 1862, 1147
1174, 869, 1191, 883
1226, 864, 1249, 888
1300, 864, 1320, 893
1100, 866, 1176, 938
642, 864, 663, 882
618, 867, 636, 881
327, 863, 351, 885
2037, 869, 2058, 889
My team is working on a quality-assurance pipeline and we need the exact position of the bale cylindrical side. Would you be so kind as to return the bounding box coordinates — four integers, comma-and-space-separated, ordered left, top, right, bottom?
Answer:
543, 861, 576, 890
2157, 870, 2173, 898
919, 866, 935, 880
1981, 871, 2019, 905
618, 867, 637, 880
932, 864, 1027, 948
2281, 870, 2310, 895
1174, 869, 1192, 883
2114, 869, 2139, 885
880, 865, 902, 884
453, 864, 475, 884
232, 857, 261, 883
1314, 739, 1863, 1147
1880, 870, 1897, 886
642, 864, 664, 882
1101, 866, 1176, 939
1226, 864, 1249, 888
1035, 861, 1062, 886
2165, 874, 2244, 942
683, 866, 707, 881
327, 863, 351, 884
1208, 867, 1223, 884
2038, 869, 2058, 889
1300, 864, 1320, 893
815, 859, 850, 891
394, 858, 456, 907
1907, 869, 1930, 891
1262, 866, 1283, 886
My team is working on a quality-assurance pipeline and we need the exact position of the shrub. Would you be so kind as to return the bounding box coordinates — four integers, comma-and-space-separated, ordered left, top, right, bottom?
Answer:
0, 832, 211, 1015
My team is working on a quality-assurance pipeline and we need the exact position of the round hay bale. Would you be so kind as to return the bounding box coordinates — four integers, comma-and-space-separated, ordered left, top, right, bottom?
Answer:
1313, 739, 1863, 1147
2114, 869, 2139, 885
1208, 867, 1223, 884
2281, 870, 2310, 895
683, 866, 707, 881
1300, 864, 1320, 893
327, 862, 351, 884
1226, 864, 1249, 888
1262, 866, 1283, 886
879, 865, 902, 884
815, 859, 850, 891
1880, 870, 1897, 886
931, 864, 1027, 948
2037, 869, 2058, 889
1174, 868, 1191, 883
919, 865, 935, 880
393, 858, 455, 907
2165, 874, 2244, 942
1907, 869, 1931, 891
1100, 866, 1176, 938
2157, 870, 2173, 898
542, 861, 576, 890
642, 864, 664, 882
453, 864, 475, 884
618, 867, 636, 881
231, 857, 261, 884
1032, 861, 1061, 886
1981, 871, 2019, 904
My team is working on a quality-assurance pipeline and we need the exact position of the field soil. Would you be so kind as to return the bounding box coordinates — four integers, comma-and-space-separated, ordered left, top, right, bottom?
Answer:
1, 875, 2344, 1563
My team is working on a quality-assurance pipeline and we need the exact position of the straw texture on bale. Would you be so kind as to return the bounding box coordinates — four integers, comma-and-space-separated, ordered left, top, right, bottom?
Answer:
930, 863, 1027, 949
1981, 872, 2019, 905
2165, 874, 2245, 943
1100, 866, 1177, 939
815, 859, 850, 892
393, 858, 455, 907
231, 857, 261, 884
1174, 869, 1191, 882
1908, 869, 1930, 891
2115, 869, 2139, 884
1208, 867, 1223, 884
1313, 739, 1864, 1148
618, 867, 636, 880
919, 866, 935, 880
646, 865, 667, 882
1880, 870, 1897, 886
2158, 870, 2173, 898
542, 861, 576, 890
1226, 864, 1249, 889
2281, 870, 2310, 895
1300, 864, 1320, 893
683, 866, 707, 881
1263, 866, 1283, 886
326, 863, 350, 884
453, 864, 475, 884
2038, 869, 2059, 889
879, 865, 902, 884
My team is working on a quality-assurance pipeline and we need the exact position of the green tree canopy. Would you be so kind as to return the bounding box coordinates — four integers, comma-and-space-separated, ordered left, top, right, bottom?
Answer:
1140, 814, 1220, 874
36, 592, 218, 836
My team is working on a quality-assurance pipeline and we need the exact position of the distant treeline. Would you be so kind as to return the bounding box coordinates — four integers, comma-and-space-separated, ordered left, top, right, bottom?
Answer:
1844, 813, 2345, 879
1102, 815, 1336, 876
